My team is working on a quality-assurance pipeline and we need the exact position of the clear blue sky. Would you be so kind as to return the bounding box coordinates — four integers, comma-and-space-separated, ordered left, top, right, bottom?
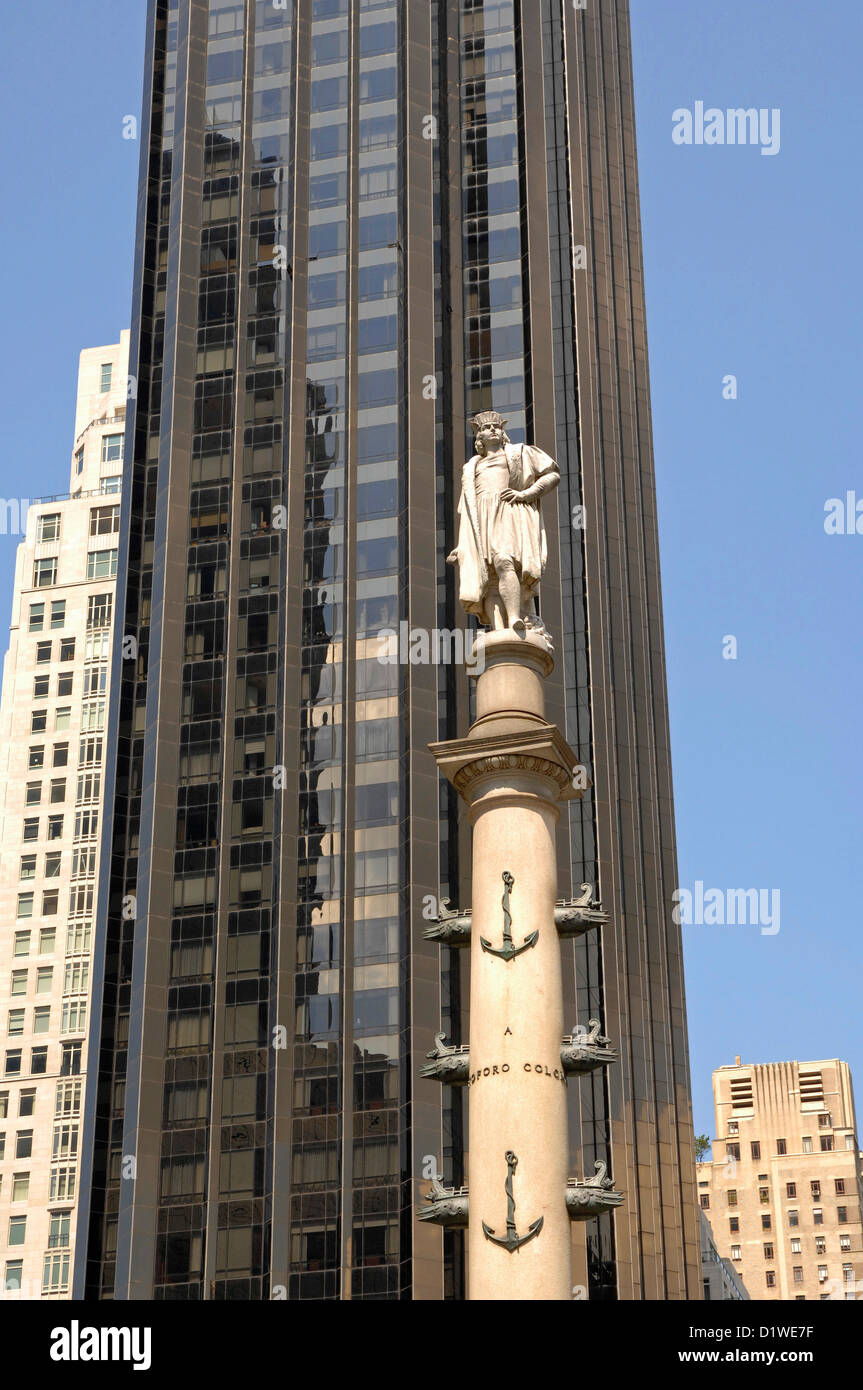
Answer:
0, 2, 860, 1146
631, 0, 863, 1140
0, 1, 144, 508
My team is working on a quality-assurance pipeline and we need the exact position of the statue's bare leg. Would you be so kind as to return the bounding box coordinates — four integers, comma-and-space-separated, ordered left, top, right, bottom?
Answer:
484, 576, 507, 630
494, 559, 524, 631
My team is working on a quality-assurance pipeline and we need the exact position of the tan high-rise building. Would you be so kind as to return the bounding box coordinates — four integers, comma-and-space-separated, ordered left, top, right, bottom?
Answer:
0, 333, 129, 1298
698, 1057, 863, 1301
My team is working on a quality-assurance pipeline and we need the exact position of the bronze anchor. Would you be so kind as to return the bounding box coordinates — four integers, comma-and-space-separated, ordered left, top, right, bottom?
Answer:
480, 870, 538, 961
482, 1150, 544, 1252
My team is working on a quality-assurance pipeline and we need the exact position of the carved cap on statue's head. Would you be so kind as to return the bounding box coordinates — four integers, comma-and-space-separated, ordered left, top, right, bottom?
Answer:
471, 410, 509, 432
471, 410, 511, 456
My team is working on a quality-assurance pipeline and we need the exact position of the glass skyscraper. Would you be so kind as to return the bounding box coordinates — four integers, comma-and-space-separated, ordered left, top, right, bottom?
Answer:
75, 0, 700, 1301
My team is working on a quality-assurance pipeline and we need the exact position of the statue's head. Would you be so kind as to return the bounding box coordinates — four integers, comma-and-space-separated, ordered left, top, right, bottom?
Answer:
471, 410, 510, 456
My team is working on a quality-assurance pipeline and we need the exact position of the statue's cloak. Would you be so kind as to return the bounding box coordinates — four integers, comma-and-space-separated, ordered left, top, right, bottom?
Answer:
452, 442, 558, 624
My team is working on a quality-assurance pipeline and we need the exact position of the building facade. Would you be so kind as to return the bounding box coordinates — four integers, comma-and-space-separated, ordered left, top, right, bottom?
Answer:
0, 335, 129, 1298
698, 1058, 863, 1301
75, 0, 699, 1300
699, 1209, 748, 1301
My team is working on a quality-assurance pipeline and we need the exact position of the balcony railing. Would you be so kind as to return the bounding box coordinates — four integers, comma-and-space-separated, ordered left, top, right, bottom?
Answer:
29, 484, 122, 507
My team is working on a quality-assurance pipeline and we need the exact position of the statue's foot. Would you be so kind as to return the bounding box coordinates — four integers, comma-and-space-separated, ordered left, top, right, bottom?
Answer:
525, 617, 555, 652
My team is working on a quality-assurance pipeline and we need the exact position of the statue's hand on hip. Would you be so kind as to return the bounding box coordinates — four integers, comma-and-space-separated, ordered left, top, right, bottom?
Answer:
500, 488, 531, 505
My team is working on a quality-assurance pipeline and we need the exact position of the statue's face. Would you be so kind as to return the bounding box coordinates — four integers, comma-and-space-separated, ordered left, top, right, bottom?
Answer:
478, 424, 505, 452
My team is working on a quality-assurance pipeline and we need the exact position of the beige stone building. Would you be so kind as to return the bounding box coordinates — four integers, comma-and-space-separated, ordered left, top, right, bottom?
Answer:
698, 1057, 863, 1301
699, 1208, 749, 1300
0, 333, 129, 1297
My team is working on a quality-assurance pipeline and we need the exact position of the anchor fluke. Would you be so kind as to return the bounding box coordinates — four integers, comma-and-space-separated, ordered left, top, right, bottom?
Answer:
482, 1215, 544, 1252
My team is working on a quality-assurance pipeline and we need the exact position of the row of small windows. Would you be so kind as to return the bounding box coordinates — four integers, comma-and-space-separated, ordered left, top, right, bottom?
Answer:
307, 263, 397, 307
35, 500, 119, 545
3, 1252, 71, 1296
0, 1091, 35, 1121
308, 116, 399, 159
30, 700, 105, 735
8, 963, 89, 997
33, 673, 73, 700
11, 928, 63, 956
25, 739, 102, 781
4, 1008, 86, 1046
722, 1194, 855, 1226
758, 1265, 856, 1288
306, 316, 397, 360
725, 1133, 853, 1159
308, 0, 396, 15
28, 743, 102, 779
31, 706, 95, 734
4, 1211, 71, 1249
15, 890, 61, 918
19, 853, 63, 879
309, 69, 397, 109
0, 1042, 81, 1082
0, 1126, 78, 1163
19, 814, 99, 849
21, 817, 64, 843
310, 163, 396, 207
33, 548, 117, 588
307, 22, 397, 67
33, 670, 106, 703
29, 597, 112, 634
305, 210, 397, 259
727, 1111, 837, 1134
461, 1, 515, 36
27, 599, 66, 631
729, 1236, 854, 1260
461, 37, 516, 79
705, 1174, 852, 1210
29, 636, 76, 662
210, 87, 399, 134
0, 1082, 81, 1123
185, 499, 399, 554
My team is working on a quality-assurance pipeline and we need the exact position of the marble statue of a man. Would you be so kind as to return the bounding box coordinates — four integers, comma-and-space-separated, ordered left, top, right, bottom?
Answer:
447, 411, 560, 635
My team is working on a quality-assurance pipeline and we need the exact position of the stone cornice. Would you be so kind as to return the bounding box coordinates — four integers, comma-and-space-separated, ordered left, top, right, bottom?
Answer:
429, 724, 581, 803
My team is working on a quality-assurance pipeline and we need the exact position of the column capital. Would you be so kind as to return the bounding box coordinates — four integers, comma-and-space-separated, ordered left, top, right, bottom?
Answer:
429, 724, 582, 804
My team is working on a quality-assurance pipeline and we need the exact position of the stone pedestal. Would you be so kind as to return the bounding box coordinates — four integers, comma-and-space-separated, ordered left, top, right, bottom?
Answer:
430, 630, 580, 1301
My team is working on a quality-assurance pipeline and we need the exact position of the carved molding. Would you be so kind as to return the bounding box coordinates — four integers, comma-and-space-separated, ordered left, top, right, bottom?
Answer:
429, 724, 581, 804
453, 752, 573, 796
